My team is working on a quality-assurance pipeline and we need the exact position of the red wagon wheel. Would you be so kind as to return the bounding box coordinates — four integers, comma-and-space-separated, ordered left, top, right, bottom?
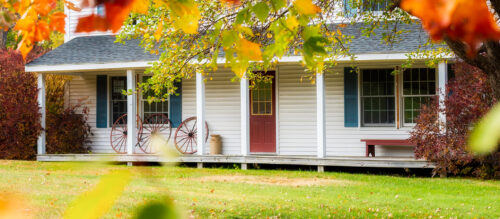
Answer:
110, 114, 143, 154
174, 116, 209, 154
137, 113, 172, 154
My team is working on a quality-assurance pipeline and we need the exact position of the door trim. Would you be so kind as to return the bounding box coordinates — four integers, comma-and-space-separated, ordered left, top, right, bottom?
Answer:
249, 71, 277, 154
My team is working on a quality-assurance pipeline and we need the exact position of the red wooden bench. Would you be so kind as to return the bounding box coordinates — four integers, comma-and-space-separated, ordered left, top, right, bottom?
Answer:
361, 139, 416, 157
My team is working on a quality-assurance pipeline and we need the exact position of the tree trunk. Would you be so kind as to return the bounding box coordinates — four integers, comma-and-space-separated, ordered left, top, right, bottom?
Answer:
487, 69, 500, 100
0, 30, 7, 49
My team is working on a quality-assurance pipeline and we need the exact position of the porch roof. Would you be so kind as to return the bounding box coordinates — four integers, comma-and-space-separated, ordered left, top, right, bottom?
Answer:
26, 22, 443, 73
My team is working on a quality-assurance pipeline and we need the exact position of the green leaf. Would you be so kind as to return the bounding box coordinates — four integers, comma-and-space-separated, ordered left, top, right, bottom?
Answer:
468, 103, 500, 154
221, 30, 238, 48
235, 8, 250, 24
252, 2, 270, 23
133, 200, 179, 219
303, 36, 328, 56
270, 0, 286, 11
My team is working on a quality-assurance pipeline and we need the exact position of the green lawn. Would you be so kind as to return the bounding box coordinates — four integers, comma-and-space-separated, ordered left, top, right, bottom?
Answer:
0, 161, 498, 218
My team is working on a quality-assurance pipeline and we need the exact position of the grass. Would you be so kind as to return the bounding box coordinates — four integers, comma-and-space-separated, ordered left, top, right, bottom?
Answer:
0, 161, 498, 218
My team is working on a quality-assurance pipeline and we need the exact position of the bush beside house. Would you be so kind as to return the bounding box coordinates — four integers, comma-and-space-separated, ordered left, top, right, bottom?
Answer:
410, 62, 500, 178
0, 48, 91, 159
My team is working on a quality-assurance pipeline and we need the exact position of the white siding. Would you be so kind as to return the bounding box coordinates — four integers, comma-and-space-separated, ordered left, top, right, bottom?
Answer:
66, 64, 414, 157
182, 69, 241, 155
277, 65, 317, 156
325, 66, 413, 157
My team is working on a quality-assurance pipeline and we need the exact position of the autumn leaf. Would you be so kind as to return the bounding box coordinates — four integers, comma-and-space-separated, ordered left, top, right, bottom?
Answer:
236, 37, 262, 61
400, 0, 500, 56
33, 0, 56, 16
34, 20, 50, 42
75, 14, 108, 32
293, 0, 321, 16
131, 0, 149, 14
221, 0, 241, 6
64, 170, 131, 219
154, 21, 163, 42
168, 0, 201, 34
50, 12, 66, 33
468, 103, 500, 154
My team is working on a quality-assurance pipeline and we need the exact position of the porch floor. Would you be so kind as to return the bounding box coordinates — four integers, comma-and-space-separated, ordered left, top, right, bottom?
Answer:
37, 154, 435, 169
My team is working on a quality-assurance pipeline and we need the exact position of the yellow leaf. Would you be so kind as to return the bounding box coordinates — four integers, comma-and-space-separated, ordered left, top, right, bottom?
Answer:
293, 0, 321, 15
131, 0, 149, 14
236, 37, 262, 61
154, 22, 163, 42
169, 0, 200, 34
285, 16, 299, 30
64, 170, 131, 219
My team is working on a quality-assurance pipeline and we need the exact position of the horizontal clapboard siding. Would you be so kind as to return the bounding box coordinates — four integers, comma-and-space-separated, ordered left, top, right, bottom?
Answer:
182, 69, 241, 155
277, 65, 317, 156
66, 64, 414, 157
325, 66, 413, 157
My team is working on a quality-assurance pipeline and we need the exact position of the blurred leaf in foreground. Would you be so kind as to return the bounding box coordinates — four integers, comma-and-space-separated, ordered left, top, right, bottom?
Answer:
0, 192, 30, 219
133, 199, 180, 219
64, 169, 131, 219
469, 102, 500, 154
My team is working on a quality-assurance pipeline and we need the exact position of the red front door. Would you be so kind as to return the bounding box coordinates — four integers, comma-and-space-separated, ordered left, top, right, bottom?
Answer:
250, 71, 276, 153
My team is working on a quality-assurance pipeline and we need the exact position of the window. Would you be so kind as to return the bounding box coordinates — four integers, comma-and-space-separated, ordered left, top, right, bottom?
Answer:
251, 81, 273, 115
344, 0, 388, 17
361, 69, 395, 126
110, 77, 127, 125
402, 68, 436, 124
96, 5, 105, 16
362, 0, 388, 12
141, 76, 169, 121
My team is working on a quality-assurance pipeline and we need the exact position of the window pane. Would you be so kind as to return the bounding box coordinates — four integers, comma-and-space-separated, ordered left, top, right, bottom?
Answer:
361, 69, 395, 126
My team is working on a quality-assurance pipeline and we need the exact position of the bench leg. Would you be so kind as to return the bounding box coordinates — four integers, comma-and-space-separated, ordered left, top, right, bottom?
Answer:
366, 145, 375, 157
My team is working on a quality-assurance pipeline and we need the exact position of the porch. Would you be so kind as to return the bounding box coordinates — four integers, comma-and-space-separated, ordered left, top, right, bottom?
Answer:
36, 154, 435, 170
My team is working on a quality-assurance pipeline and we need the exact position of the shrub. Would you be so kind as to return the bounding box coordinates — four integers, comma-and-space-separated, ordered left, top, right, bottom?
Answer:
0, 48, 92, 159
0, 49, 41, 160
410, 62, 500, 178
46, 100, 92, 154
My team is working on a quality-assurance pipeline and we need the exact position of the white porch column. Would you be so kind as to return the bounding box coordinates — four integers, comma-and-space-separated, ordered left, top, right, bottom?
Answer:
316, 72, 326, 158
438, 62, 448, 133
37, 74, 46, 155
126, 69, 137, 155
196, 72, 206, 155
240, 75, 250, 156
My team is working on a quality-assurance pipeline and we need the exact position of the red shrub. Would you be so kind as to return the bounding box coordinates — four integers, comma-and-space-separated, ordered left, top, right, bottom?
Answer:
0, 48, 92, 159
0, 49, 41, 159
410, 62, 499, 178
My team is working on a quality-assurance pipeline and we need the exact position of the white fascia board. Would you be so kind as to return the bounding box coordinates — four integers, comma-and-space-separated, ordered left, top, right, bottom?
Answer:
26, 52, 453, 73
25, 61, 153, 73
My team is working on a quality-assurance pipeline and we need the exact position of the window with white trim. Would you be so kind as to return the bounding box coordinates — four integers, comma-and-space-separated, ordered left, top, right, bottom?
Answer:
110, 76, 127, 125
361, 69, 396, 126
402, 68, 436, 124
141, 76, 169, 121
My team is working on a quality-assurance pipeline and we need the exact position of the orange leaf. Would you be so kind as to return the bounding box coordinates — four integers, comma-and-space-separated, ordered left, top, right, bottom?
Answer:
50, 12, 66, 33
400, 0, 500, 56
33, 0, 57, 16
221, 0, 241, 5
104, 0, 135, 32
236, 38, 262, 61
293, 0, 321, 15
154, 21, 163, 42
34, 20, 50, 42
14, 17, 36, 32
75, 14, 108, 32
18, 37, 34, 60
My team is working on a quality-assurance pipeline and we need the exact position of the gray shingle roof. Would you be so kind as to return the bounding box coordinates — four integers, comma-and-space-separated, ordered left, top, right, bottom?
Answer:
27, 23, 439, 67
27, 35, 158, 66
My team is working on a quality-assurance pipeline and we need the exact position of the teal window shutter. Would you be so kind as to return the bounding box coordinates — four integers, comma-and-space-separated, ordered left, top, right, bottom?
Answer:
170, 80, 182, 128
344, 0, 357, 17
96, 75, 108, 128
344, 67, 359, 127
